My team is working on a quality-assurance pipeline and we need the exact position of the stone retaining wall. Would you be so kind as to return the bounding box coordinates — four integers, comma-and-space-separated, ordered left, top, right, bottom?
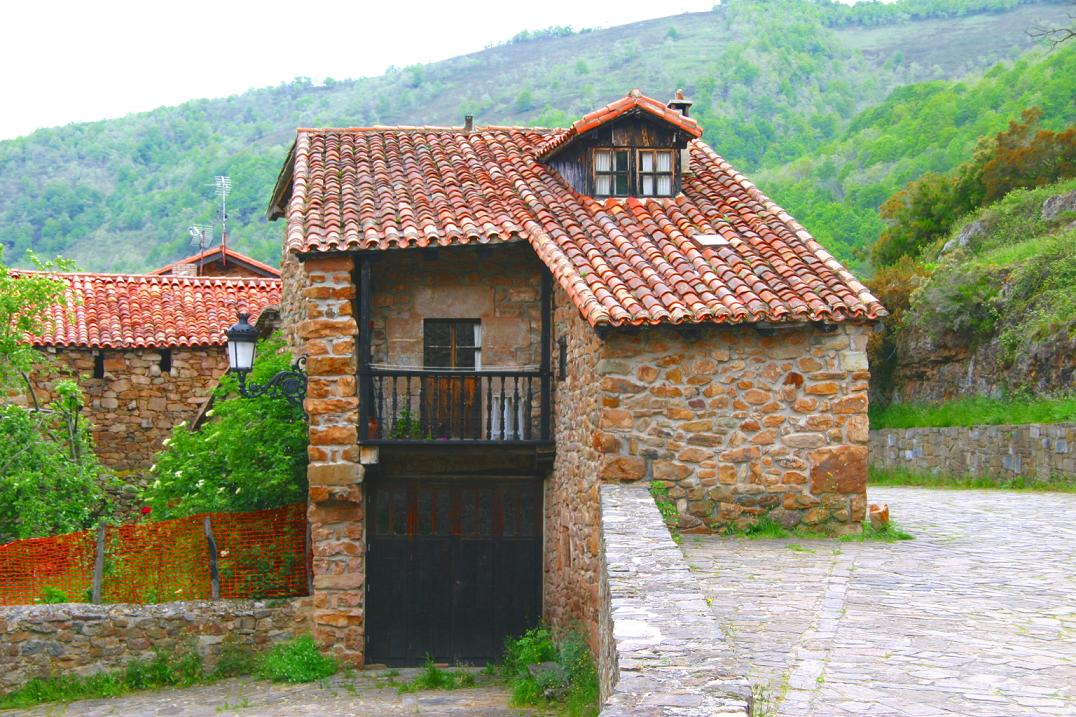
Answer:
597, 483, 751, 716
869, 424, 1075, 481
0, 598, 311, 692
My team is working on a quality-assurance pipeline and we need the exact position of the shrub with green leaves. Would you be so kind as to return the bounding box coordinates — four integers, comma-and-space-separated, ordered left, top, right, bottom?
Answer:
143, 337, 308, 518
256, 634, 337, 683
503, 627, 599, 717
0, 383, 109, 542
0, 251, 110, 542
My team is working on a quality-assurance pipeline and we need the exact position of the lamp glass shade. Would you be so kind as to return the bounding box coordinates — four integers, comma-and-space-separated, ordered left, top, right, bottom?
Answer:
225, 313, 259, 372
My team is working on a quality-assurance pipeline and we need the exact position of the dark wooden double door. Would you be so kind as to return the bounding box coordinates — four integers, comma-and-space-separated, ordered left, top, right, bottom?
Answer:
366, 477, 542, 665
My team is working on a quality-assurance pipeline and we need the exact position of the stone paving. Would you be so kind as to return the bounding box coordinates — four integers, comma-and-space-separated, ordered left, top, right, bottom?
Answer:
683, 487, 1076, 716
7, 668, 548, 716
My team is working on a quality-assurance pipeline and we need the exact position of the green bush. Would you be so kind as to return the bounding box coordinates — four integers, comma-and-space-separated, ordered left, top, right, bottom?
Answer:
503, 627, 599, 717
0, 384, 110, 542
256, 634, 338, 683
143, 337, 308, 518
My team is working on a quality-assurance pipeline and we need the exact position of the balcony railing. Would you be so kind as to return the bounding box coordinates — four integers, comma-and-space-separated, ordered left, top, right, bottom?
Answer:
359, 368, 551, 444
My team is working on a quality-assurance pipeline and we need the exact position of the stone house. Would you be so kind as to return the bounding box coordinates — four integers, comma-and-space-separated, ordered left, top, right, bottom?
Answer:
19, 270, 280, 474
151, 245, 281, 279
267, 90, 885, 665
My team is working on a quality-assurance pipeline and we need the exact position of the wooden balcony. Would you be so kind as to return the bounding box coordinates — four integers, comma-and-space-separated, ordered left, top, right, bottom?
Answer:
354, 255, 555, 448
359, 368, 551, 445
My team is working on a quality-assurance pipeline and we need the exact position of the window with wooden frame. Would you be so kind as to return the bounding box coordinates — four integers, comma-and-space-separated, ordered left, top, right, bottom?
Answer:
638, 149, 674, 197
593, 149, 630, 197
423, 319, 482, 370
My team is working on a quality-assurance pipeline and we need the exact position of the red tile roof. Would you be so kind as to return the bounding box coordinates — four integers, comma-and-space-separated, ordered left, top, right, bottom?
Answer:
150, 245, 281, 278
535, 89, 703, 159
22, 273, 281, 349
272, 95, 884, 327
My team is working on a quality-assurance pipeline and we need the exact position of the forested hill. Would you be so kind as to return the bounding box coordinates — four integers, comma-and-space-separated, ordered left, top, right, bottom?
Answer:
0, 0, 1071, 272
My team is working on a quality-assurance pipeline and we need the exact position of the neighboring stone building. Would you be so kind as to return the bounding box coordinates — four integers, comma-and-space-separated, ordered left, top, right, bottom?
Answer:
151, 244, 281, 279
19, 270, 280, 473
266, 90, 885, 665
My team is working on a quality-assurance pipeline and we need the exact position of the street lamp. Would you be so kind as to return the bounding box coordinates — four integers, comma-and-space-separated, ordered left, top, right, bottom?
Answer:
225, 312, 307, 409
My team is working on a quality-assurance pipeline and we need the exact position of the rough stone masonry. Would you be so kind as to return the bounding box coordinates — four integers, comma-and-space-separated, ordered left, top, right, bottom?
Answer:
0, 598, 311, 691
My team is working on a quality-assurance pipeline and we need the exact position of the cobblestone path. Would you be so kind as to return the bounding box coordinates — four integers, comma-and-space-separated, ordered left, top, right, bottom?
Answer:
8, 668, 548, 716
684, 487, 1076, 716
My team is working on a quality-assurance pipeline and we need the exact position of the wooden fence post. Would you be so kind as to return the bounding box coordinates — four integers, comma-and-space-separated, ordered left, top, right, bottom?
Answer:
90, 523, 107, 603
305, 520, 314, 596
204, 516, 220, 600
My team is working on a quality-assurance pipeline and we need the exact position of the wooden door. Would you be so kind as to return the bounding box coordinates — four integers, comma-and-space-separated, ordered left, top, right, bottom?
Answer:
366, 477, 543, 665
422, 320, 482, 439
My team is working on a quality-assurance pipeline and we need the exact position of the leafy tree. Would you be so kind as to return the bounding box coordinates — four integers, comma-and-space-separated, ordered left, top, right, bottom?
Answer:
980, 108, 1076, 202
0, 249, 109, 541
873, 107, 1076, 266
874, 172, 957, 266
0, 383, 109, 541
144, 337, 308, 518
865, 256, 930, 402
0, 249, 72, 389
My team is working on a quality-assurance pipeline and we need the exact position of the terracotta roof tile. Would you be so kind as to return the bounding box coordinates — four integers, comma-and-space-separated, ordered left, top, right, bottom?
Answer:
278, 95, 884, 327
22, 273, 281, 349
535, 90, 703, 160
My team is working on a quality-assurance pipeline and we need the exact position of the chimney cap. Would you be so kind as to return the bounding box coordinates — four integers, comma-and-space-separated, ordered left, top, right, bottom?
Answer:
667, 89, 694, 116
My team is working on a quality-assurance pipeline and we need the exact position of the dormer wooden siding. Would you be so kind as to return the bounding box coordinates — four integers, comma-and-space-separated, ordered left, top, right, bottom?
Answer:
543, 112, 690, 198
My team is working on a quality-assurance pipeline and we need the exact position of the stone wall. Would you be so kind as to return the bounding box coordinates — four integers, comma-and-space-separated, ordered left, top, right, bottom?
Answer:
0, 598, 311, 692
296, 254, 366, 664
279, 251, 308, 354
544, 285, 604, 645
369, 243, 544, 369
869, 423, 1075, 481
597, 483, 751, 716
20, 347, 228, 475
594, 323, 872, 534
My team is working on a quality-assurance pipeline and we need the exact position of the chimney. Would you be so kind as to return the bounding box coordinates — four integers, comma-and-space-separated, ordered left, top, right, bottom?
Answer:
667, 89, 693, 117
464, 115, 474, 133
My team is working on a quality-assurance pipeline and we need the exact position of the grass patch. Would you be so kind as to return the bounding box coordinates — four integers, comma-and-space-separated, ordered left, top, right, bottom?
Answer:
869, 394, 1076, 429
721, 515, 830, 541
649, 480, 682, 544
0, 647, 236, 710
720, 511, 915, 541
256, 634, 337, 683
397, 657, 476, 693
839, 520, 914, 543
869, 467, 1076, 492
503, 627, 599, 717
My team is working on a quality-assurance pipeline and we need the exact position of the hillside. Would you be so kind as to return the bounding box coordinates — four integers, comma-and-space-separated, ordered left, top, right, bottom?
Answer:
0, 0, 1070, 272
882, 180, 1076, 404
758, 44, 1076, 266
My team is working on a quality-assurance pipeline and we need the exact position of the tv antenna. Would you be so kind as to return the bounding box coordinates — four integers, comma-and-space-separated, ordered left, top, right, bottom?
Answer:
215, 175, 232, 252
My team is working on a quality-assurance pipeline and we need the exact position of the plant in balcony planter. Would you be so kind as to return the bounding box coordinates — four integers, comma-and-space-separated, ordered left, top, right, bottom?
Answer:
391, 406, 423, 434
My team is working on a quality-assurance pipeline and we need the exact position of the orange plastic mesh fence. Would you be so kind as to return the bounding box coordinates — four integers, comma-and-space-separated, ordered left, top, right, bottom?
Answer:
0, 504, 308, 606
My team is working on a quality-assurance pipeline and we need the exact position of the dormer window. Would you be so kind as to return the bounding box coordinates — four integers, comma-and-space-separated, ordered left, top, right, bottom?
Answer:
539, 90, 703, 200
592, 148, 675, 198
639, 150, 674, 197
594, 149, 629, 197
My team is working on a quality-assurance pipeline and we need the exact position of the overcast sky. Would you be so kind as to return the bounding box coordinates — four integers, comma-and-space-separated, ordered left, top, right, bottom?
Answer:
0, 0, 724, 140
